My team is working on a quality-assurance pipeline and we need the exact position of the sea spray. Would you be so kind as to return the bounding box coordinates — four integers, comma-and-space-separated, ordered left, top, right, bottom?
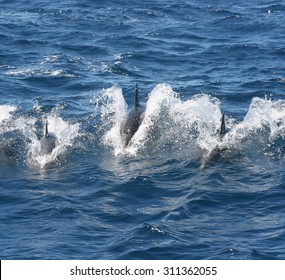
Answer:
99, 83, 224, 160
26, 115, 80, 168
0, 105, 17, 126
98, 86, 128, 156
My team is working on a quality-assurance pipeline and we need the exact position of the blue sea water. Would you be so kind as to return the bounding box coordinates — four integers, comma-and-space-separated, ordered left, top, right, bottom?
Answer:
1, 0, 285, 260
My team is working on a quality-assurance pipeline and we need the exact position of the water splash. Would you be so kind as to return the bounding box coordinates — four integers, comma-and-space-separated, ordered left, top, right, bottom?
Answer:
0, 103, 80, 168
0, 105, 18, 164
27, 115, 80, 168
0, 105, 17, 125
226, 97, 285, 142
98, 84, 285, 166
97, 85, 128, 156
99, 83, 223, 159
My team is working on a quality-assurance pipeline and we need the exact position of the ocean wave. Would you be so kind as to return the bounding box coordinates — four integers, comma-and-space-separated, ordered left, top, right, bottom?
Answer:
5, 67, 78, 78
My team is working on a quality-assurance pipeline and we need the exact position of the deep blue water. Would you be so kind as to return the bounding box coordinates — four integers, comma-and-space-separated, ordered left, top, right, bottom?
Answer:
1, 0, 285, 260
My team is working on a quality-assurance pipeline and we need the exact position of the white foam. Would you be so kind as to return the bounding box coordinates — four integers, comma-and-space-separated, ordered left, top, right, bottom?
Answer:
126, 84, 223, 157
25, 115, 80, 168
99, 86, 128, 156
5, 67, 77, 78
95, 83, 285, 166
225, 97, 285, 145
100, 83, 223, 159
0, 105, 17, 124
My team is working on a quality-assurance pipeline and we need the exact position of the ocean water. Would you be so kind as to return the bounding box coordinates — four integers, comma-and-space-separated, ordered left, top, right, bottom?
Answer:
1, 0, 285, 260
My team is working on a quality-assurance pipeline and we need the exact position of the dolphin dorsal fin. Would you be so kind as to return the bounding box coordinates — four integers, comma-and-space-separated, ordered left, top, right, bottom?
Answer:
134, 83, 139, 108
220, 112, 226, 137
45, 120, 49, 138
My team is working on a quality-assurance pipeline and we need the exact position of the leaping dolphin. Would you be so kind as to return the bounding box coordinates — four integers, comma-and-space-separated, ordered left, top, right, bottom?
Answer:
40, 120, 58, 154
120, 84, 146, 147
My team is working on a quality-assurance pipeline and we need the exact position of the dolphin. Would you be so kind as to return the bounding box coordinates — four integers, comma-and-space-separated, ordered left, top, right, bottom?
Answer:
200, 112, 228, 168
120, 84, 146, 147
40, 120, 58, 154
219, 112, 226, 139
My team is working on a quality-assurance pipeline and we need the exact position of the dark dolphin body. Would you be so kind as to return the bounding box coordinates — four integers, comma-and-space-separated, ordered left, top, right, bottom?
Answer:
40, 121, 58, 154
120, 84, 146, 147
200, 112, 228, 168
220, 112, 226, 139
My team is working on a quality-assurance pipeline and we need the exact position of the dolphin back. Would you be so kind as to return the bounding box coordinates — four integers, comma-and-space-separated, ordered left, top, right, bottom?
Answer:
40, 133, 57, 154
40, 121, 58, 154
120, 84, 146, 147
